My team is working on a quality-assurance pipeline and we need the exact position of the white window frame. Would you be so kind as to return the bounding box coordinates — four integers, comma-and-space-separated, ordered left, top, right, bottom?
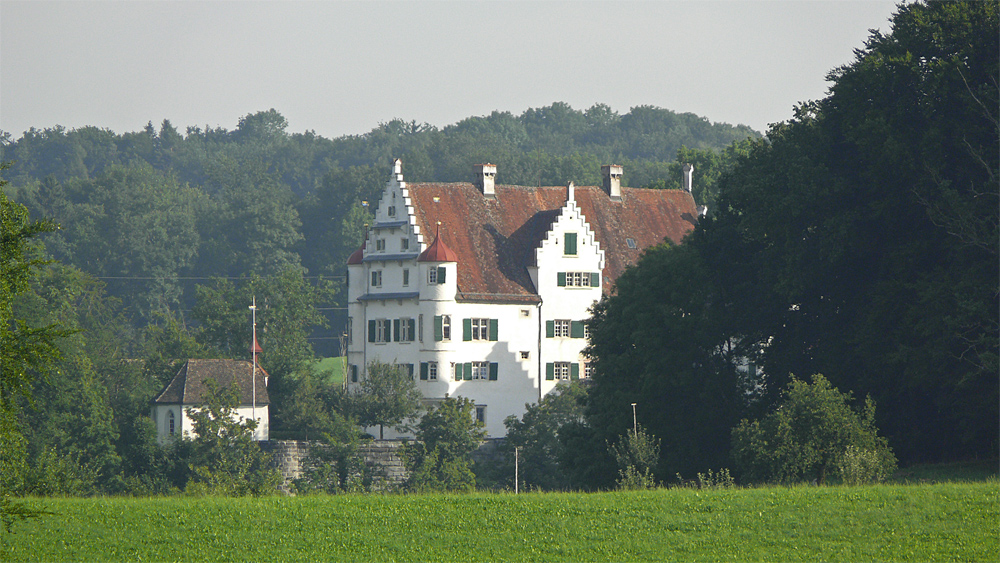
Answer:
474, 405, 486, 425
375, 319, 389, 343
584, 363, 595, 379
554, 319, 570, 338
401, 238, 409, 251
428, 267, 438, 284
442, 315, 452, 341
376, 238, 386, 252
402, 268, 410, 286
399, 318, 414, 342
566, 272, 591, 287
428, 361, 438, 381
471, 318, 490, 341
471, 361, 489, 380
554, 361, 571, 380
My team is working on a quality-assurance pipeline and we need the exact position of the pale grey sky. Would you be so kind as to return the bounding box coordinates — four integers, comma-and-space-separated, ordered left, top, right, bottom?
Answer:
1, 1, 899, 139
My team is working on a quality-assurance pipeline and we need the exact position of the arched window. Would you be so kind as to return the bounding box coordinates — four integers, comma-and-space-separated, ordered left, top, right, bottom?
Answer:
167, 410, 175, 435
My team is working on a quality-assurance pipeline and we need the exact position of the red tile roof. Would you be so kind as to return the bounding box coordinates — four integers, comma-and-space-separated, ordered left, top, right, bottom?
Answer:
418, 223, 459, 262
153, 359, 270, 406
347, 245, 365, 265
406, 183, 697, 301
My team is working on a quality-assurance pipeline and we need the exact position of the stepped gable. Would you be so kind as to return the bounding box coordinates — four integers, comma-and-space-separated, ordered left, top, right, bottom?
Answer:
153, 359, 270, 406
406, 183, 697, 301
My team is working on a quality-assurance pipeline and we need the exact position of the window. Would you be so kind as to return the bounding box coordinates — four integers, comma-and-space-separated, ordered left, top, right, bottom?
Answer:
420, 361, 438, 381
167, 411, 175, 435
402, 269, 410, 286
394, 318, 415, 342
520, 309, 530, 318
564, 232, 578, 255
584, 363, 595, 379
403, 364, 415, 380
454, 361, 498, 381
376, 239, 386, 251
418, 314, 423, 343
387, 205, 396, 217
428, 266, 446, 284
546, 362, 580, 381
350, 364, 359, 382
434, 315, 451, 341
554, 319, 570, 338
558, 272, 600, 288
463, 318, 498, 341
474, 405, 486, 425
554, 361, 571, 380
368, 319, 390, 343
626, 238, 637, 249
401, 238, 409, 251
347, 317, 353, 344
546, 320, 586, 338
520, 351, 530, 360
371, 270, 382, 287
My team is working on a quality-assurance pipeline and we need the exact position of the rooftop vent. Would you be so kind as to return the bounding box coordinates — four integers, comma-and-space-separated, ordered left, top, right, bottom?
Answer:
683, 163, 694, 192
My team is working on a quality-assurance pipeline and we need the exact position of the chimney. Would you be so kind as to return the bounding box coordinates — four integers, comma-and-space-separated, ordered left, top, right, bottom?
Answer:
682, 163, 694, 192
473, 163, 497, 198
567, 181, 575, 203
601, 164, 622, 200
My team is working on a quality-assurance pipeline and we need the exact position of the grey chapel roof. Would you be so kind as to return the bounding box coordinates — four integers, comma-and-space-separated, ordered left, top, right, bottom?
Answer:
153, 359, 270, 406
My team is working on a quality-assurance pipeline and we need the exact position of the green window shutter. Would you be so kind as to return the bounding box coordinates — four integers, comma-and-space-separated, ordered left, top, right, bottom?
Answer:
564, 233, 577, 255
454, 363, 463, 381
393, 319, 400, 342
545, 363, 554, 381
463, 318, 472, 341
571, 321, 585, 339
368, 320, 376, 342
570, 363, 580, 380
591, 272, 600, 288
557, 272, 566, 287
434, 316, 443, 342
408, 318, 416, 341
463, 362, 473, 381
420, 362, 429, 380
488, 363, 498, 381
546, 320, 554, 338
489, 319, 498, 341
438, 266, 446, 283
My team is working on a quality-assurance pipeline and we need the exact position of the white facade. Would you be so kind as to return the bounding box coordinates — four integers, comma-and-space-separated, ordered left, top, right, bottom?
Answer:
152, 403, 269, 444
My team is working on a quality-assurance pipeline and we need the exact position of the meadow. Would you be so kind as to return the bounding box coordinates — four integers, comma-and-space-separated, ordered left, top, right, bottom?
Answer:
4, 482, 996, 562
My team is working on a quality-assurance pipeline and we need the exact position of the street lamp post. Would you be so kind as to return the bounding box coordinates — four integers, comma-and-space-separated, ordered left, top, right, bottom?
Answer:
631, 402, 637, 437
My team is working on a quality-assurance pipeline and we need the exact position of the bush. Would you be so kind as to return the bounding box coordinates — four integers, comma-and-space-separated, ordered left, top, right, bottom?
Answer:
402, 397, 485, 493
609, 426, 661, 490
731, 374, 896, 485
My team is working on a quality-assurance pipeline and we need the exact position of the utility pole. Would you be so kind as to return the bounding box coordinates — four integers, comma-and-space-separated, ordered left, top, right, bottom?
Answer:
515, 446, 520, 495
249, 297, 257, 438
631, 402, 638, 437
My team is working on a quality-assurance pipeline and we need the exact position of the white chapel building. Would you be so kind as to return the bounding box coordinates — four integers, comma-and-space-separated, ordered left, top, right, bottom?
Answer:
345, 159, 698, 437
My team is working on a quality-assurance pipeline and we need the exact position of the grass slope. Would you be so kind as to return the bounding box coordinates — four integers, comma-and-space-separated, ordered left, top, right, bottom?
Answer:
4, 483, 997, 562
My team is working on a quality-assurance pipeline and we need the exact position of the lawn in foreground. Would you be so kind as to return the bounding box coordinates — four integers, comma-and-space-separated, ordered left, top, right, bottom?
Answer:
3, 483, 996, 562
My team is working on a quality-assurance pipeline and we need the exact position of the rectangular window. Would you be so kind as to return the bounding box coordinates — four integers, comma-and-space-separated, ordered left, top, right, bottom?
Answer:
554, 361, 571, 380
401, 238, 409, 251
387, 205, 396, 217
520, 309, 531, 318
474, 405, 486, 425
464, 318, 498, 341
418, 314, 424, 343
554, 319, 570, 338
584, 363, 595, 379
564, 232, 578, 255
435, 315, 451, 342
428, 266, 447, 284
350, 364, 359, 383
369, 319, 389, 343
371, 270, 382, 287
520, 351, 530, 360
428, 362, 437, 380
402, 269, 410, 286
471, 361, 490, 380
558, 272, 600, 288
347, 316, 353, 344
404, 363, 414, 380
376, 239, 386, 251
395, 318, 415, 342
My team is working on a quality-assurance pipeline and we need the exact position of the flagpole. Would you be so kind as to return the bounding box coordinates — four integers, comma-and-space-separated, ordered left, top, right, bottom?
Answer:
249, 296, 257, 438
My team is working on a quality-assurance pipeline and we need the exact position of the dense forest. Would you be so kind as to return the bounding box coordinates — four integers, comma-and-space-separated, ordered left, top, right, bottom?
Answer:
2, 0, 995, 499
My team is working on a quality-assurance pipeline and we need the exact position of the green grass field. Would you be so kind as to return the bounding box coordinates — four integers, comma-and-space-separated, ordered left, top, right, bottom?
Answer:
313, 356, 345, 385
4, 482, 996, 562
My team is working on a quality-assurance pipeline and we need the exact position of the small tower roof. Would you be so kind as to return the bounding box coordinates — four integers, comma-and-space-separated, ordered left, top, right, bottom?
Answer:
251, 333, 262, 356
347, 244, 365, 265
418, 223, 458, 263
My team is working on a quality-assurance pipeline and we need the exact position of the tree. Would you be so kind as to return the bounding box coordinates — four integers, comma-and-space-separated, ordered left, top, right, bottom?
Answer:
609, 425, 661, 490
183, 380, 280, 496
403, 396, 485, 493
491, 382, 587, 491
706, 0, 998, 463
352, 360, 423, 440
731, 374, 896, 485
0, 162, 65, 529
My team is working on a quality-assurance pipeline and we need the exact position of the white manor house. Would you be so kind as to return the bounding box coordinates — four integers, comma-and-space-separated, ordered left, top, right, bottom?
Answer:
345, 159, 699, 437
